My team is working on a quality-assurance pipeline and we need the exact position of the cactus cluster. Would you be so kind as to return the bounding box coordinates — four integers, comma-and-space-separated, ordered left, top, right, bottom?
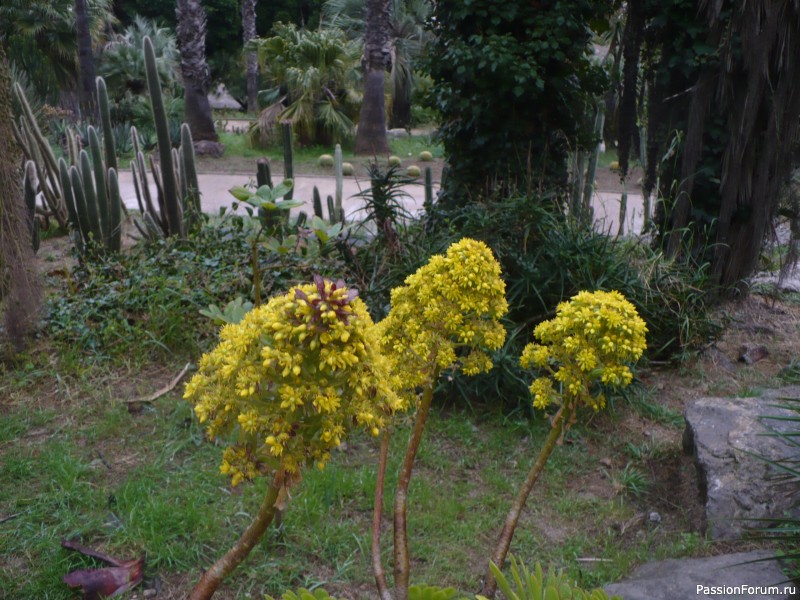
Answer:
56, 77, 123, 254
311, 186, 344, 225
12, 85, 70, 230
129, 36, 200, 240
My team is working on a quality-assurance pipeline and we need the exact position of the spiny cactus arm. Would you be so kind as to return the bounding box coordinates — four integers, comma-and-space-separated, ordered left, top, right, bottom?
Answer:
12, 119, 32, 162
131, 127, 161, 230
59, 161, 83, 254
424, 167, 433, 211
66, 127, 81, 167
78, 150, 103, 244
143, 35, 181, 236
107, 168, 122, 252
334, 144, 343, 223
23, 162, 40, 253
96, 77, 117, 173
257, 158, 273, 188
180, 124, 201, 232
69, 165, 93, 247
130, 162, 147, 215
59, 159, 81, 234
30, 157, 59, 222
281, 121, 294, 201
88, 127, 110, 244
173, 147, 186, 200
312, 186, 323, 219
148, 154, 172, 236
326, 195, 336, 224
13, 83, 58, 176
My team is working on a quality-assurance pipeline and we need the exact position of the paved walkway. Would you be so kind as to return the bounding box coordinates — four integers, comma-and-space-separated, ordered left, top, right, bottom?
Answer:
117, 171, 644, 235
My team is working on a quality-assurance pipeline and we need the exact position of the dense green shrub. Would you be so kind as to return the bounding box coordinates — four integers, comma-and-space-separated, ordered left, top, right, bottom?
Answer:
422, 197, 721, 405
426, 0, 609, 205
47, 220, 347, 361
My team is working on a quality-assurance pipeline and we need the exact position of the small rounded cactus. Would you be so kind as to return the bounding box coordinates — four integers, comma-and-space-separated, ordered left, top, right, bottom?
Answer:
609, 160, 621, 172
341, 162, 354, 176
388, 155, 401, 167
318, 154, 334, 167
419, 150, 433, 162
406, 165, 421, 178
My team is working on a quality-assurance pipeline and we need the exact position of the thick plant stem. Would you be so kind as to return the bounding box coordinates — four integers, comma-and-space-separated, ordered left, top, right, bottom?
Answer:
372, 432, 393, 600
188, 473, 283, 600
482, 406, 570, 599
393, 367, 439, 600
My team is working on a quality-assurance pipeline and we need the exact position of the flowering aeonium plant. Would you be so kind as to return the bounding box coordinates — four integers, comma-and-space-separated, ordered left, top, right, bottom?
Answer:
520, 289, 648, 412
483, 289, 648, 598
183, 276, 401, 600
377, 237, 509, 403
372, 238, 508, 600
184, 275, 400, 486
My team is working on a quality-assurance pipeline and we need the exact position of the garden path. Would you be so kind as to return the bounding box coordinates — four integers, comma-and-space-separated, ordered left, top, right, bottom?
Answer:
117, 171, 644, 234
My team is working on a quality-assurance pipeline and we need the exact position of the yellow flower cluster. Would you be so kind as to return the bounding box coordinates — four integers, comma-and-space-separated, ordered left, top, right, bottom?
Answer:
520, 290, 647, 411
377, 238, 508, 403
184, 276, 400, 486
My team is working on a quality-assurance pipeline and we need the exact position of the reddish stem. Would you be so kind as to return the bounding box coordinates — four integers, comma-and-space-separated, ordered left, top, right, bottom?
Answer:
482, 406, 570, 598
393, 367, 439, 600
188, 472, 283, 600
372, 432, 393, 600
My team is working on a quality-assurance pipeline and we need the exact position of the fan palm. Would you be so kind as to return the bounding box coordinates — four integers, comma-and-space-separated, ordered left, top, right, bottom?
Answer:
322, 0, 432, 129
253, 23, 360, 145
0, 0, 114, 104
99, 16, 180, 98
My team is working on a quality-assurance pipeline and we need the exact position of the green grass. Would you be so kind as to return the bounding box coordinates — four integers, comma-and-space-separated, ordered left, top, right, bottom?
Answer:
0, 360, 712, 598
196, 131, 444, 178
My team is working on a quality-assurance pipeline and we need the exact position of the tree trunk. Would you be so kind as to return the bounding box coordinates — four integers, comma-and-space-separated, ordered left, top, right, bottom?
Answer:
75, 0, 97, 120
176, 0, 220, 143
242, 0, 259, 114
355, 0, 391, 155
707, 2, 800, 290
390, 84, 411, 130
0, 44, 41, 351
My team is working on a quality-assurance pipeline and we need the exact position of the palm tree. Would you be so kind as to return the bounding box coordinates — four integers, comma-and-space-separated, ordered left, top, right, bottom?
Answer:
75, 0, 98, 119
99, 16, 180, 98
0, 0, 114, 106
175, 0, 220, 143
253, 23, 360, 145
242, 0, 259, 113
354, 0, 392, 154
323, 0, 432, 129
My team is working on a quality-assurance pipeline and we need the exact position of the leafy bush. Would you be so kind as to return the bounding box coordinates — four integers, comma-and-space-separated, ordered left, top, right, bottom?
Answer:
423, 196, 720, 405
426, 0, 609, 204
47, 220, 347, 362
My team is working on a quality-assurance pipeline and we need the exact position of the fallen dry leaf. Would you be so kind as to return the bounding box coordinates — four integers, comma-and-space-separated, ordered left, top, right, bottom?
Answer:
62, 540, 144, 599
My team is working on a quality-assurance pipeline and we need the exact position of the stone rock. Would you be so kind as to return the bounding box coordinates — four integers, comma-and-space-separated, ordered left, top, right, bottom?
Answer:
194, 140, 225, 158
604, 551, 795, 600
739, 343, 769, 365
683, 387, 800, 540
387, 128, 410, 138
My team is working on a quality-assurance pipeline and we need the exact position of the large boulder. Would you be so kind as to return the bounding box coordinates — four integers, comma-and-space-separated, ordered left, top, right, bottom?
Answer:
683, 387, 800, 540
604, 551, 795, 600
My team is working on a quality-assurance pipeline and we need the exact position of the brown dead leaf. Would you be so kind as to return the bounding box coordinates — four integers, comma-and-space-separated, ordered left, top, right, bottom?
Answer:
62, 540, 144, 599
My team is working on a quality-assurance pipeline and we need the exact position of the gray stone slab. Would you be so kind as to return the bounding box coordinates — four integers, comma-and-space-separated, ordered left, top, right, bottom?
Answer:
604, 551, 796, 600
683, 388, 800, 540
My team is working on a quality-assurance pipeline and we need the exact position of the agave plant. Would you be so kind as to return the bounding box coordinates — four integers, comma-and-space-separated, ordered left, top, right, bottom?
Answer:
251, 23, 361, 145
